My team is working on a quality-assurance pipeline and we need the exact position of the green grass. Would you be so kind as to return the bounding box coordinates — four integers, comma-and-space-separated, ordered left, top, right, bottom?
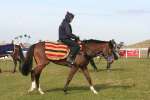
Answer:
0, 58, 150, 100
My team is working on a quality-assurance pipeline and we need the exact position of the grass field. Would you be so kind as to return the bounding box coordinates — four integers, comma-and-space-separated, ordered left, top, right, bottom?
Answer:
0, 58, 150, 100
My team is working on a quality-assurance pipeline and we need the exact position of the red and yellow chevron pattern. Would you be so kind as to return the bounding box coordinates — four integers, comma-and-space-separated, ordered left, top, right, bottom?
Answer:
45, 42, 70, 60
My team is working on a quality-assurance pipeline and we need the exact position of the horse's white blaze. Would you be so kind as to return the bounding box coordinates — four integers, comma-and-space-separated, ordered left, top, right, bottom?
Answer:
38, 85, 44, 95
28, 81, 36, 92
90, 86, 98, 94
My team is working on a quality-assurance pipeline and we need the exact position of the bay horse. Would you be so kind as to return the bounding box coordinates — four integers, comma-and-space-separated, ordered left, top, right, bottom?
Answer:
147, 47, 150, 58
19, 39, 119, 94
0, 43, 24, 73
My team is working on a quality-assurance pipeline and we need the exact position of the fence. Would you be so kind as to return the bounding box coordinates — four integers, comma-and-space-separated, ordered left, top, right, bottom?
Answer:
119, 48, 148, 58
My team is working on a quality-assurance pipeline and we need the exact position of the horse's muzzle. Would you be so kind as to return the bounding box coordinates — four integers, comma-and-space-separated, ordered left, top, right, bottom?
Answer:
113, 52, 120, 60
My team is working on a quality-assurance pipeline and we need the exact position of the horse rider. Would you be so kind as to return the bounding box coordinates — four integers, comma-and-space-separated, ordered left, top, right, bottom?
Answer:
58, 12, 80, 64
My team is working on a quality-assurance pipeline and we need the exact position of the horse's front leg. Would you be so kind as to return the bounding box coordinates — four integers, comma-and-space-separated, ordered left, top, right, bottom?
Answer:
80, 66, 98, 94
106, 56, 114, 71
90, 59, 98, 71
106, 62, 111, 70
64, 65, 79, 94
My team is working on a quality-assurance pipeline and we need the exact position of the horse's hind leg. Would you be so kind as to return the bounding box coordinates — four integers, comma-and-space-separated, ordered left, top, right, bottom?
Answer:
29, 64, 46, 94
80, 66, 98, 94
35, 65, 45, 95
28, 42, 48, 94
28, 70, 36, 93
64, 66, 79, 93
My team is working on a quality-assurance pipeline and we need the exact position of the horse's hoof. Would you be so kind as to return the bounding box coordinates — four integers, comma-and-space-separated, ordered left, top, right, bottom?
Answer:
94, 91, 98, 94
28, 90, 33, 93
107, 70, 111, 72
39, 91, 45, 95
63, 88, 68, 94
28, 88, 35, 93
94, 69, 98, 72
64, 91, 68, 95
63, 89, 67, 92
12, 71, 16, 73
90, 86, 98, 94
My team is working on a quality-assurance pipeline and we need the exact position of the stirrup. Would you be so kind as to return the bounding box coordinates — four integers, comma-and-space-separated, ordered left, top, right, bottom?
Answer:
66, 56, 74, 65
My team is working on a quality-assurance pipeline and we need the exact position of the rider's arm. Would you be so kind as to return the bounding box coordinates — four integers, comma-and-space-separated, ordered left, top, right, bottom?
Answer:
65, 24, 78, 39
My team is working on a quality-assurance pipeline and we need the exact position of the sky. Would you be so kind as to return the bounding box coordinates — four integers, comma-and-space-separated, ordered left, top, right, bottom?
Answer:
0, 0, 150, 45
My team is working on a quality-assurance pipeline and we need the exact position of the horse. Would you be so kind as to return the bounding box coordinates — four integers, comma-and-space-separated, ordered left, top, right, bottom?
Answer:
19, 39, 119, 94
0, 43, 24, 73
90, 41, 123, 71
147, 47, 150, 58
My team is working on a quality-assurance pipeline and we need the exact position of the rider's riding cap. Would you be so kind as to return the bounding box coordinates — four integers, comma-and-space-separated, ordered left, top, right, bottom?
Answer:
65, 12, 74, 23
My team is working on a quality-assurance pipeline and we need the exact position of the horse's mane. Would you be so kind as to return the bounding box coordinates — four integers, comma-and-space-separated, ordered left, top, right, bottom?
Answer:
82, 39, 108, 43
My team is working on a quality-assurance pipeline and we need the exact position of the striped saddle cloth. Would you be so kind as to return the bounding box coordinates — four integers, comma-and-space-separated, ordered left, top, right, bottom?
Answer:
45, 42, 70, 60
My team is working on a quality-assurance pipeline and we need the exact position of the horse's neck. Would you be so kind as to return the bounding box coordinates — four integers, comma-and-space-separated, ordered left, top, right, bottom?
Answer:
83, 43, 108, 57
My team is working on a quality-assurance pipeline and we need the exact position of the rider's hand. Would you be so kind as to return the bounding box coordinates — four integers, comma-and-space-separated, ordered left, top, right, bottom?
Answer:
76, 36, 80, 40
78, 40, 81, 44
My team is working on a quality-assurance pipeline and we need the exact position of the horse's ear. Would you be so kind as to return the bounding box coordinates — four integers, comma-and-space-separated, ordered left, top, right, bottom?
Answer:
109, 40, 114, 48
109, 40, 113, 44
111, 39, 115, 42
110, 39, 116, 45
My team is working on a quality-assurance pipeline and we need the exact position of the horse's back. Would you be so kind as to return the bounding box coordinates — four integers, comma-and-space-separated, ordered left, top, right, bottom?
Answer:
33, 41, 70, 60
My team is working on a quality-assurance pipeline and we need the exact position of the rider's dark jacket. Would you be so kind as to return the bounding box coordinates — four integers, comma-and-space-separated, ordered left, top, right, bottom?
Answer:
59, 13, 78, 40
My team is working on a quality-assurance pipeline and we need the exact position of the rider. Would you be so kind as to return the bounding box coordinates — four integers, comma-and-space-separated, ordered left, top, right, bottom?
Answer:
58, 12, 80, 64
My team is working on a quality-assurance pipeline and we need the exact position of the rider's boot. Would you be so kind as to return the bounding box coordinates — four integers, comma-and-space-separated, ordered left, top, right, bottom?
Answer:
66, 54, 74, 65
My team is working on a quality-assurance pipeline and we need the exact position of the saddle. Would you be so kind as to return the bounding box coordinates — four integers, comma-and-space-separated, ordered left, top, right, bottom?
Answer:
45, 41, 82, 60
45, 42, 70, 60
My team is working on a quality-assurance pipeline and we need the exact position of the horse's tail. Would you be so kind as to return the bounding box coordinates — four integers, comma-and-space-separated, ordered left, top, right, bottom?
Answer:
20, 44, 35, 76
